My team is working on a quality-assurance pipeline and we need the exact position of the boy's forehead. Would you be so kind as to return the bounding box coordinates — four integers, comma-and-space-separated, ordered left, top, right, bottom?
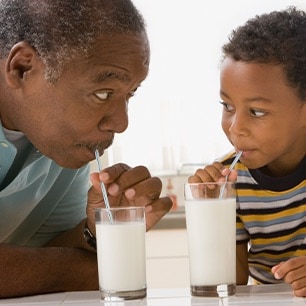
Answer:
220, 58, 304, 107
221, 57, 284, 77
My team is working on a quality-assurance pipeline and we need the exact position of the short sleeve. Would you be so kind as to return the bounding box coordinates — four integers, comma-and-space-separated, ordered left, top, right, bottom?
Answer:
26, 165, 90, 246
236, 212, 250, 244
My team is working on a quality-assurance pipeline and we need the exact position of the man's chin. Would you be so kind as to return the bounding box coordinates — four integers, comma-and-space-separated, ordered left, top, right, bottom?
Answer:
54, 151, 93, 169
55, 158, 89, 169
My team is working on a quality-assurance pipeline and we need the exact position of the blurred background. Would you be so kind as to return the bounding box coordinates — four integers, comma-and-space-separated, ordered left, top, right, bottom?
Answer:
104, 1, 306, 287
96, 0, 305, 208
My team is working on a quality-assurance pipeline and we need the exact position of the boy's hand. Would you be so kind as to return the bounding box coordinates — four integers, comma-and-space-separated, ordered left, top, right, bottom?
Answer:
188, 161, 238, 183
272, 257, 306, 297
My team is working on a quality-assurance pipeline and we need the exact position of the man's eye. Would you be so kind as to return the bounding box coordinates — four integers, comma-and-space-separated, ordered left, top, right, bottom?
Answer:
128, 87, 138, 98
95, 91, 112, 101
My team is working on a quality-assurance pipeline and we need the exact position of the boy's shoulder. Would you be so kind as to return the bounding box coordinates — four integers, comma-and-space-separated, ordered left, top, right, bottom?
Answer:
215, 150, 237, 165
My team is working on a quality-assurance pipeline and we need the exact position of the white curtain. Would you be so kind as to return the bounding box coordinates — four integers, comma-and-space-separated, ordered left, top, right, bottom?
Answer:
105, 0, 305, 175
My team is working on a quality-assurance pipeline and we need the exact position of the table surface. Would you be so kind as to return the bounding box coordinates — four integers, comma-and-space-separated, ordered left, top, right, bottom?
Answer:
0, 284, 304, 305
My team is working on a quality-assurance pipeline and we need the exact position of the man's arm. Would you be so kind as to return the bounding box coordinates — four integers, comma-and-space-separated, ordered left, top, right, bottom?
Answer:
0, 219, 98, 299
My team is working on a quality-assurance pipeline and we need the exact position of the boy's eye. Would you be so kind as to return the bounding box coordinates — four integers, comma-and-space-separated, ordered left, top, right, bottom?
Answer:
219, 100, 234, 112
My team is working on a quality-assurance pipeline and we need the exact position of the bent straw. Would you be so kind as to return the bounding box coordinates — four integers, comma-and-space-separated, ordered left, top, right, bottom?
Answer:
95, 149, 113, 223
219, 150, 243, 199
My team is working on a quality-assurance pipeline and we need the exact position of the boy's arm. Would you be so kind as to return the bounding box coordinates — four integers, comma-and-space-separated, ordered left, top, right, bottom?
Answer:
236, 243, 249, 285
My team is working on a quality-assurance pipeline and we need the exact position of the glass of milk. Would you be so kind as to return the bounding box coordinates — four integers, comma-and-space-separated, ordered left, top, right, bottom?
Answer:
95, 206, 147, 301
184, 182, 236, 297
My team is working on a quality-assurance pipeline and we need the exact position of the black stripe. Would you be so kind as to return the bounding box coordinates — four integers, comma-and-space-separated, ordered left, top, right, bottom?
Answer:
249, 244, 306, 256
236, 182, 262, 190
249, 273, 277, 284
222, 156, 239, 167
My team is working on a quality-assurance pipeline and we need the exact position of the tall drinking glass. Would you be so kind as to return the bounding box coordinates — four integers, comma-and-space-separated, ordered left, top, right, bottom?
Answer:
95, 206, 147, 301
184, 182, 236, 297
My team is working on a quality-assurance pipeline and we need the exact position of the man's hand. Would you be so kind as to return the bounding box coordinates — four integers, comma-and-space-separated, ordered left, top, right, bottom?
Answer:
272, 257, 306, 297
86, 163, 172, 232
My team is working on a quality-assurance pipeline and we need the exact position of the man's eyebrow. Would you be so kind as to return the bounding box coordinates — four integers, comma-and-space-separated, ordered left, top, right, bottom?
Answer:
93, 70, 131, 84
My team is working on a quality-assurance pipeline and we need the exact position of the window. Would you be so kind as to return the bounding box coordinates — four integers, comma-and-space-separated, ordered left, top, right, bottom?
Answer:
106, 0, 304, 174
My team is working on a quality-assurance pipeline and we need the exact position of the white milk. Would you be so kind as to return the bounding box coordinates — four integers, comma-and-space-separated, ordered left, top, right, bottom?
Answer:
96, 222, 146, 291
185, 198, 236, 286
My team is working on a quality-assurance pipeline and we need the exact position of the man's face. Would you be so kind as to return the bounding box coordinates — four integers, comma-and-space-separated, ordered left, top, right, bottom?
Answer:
2, 32, 150, 168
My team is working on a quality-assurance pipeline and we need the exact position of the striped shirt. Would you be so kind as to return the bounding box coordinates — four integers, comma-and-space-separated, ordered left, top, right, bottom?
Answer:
221, 151, 306, 284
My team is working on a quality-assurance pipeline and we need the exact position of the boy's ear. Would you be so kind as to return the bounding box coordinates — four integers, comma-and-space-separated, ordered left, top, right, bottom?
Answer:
5, 41, 38, 88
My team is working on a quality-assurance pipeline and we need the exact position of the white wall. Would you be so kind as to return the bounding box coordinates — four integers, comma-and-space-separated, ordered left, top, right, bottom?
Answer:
107, 0, 305, 174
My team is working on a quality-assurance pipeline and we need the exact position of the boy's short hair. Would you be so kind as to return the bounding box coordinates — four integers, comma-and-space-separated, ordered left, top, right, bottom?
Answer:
222, 7, 306, 101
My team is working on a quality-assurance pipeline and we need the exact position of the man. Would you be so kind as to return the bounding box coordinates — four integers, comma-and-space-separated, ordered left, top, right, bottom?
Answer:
0, 0, 172, 298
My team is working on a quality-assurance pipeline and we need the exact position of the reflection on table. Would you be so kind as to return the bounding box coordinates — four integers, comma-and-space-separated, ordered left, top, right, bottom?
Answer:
0, 284, 304, 305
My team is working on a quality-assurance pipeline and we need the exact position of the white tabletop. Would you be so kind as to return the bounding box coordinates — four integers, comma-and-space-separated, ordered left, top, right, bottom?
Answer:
0, 284, 304, 305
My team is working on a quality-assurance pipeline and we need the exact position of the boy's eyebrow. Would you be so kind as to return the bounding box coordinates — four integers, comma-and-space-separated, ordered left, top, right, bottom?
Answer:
244, 96, 271, 103
93, 70, 131, 84
220, 90, 271, 103
220, 90, 229, 99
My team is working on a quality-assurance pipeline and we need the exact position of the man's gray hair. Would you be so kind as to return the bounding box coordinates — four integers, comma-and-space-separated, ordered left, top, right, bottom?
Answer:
0, 0, 146, 82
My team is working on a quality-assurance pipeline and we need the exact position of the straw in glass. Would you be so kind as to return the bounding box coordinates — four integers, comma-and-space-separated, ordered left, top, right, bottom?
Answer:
219, 150, 243, 199
95, 149, 113, 223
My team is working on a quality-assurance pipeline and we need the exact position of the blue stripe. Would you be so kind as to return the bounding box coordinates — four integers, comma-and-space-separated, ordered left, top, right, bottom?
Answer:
238, 188, 306, 203
244, 212, 306, 228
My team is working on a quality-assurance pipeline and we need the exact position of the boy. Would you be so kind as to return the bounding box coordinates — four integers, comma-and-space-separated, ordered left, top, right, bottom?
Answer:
189, 7, 306, 297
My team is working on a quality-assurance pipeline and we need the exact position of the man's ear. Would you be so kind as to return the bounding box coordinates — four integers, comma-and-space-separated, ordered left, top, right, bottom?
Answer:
5, 41, 38, 88
302, 102, 306, 129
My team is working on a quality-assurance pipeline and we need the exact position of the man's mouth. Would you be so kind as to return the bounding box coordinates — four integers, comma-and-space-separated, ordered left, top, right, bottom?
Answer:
75, 137, 114, 154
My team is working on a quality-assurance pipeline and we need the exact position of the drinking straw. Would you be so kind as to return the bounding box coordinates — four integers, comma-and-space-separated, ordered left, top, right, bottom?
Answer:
95, 149, 113, 223
219, 150, 243, 199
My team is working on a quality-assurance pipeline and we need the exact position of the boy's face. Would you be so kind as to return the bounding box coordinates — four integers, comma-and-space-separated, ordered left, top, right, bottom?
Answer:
220, 57, 306, 176
1, 32, 149, 168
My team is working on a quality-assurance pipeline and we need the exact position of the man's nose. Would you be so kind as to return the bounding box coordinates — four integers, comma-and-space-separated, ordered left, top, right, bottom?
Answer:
98, 99, 129, 133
